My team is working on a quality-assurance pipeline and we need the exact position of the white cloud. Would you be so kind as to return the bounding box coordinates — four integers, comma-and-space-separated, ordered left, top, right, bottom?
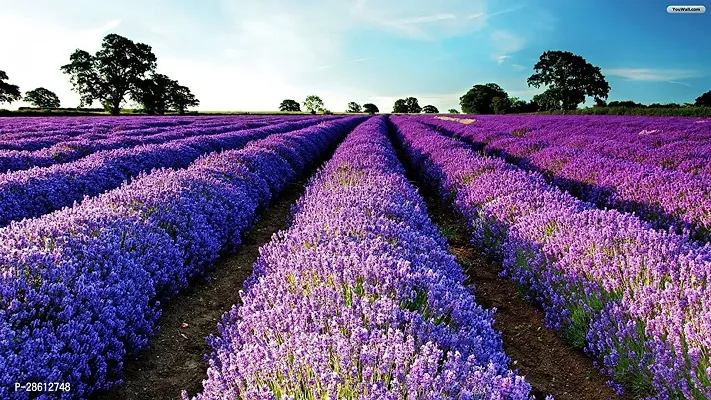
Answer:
491, 30, 525, 65
604, 68, 702, 82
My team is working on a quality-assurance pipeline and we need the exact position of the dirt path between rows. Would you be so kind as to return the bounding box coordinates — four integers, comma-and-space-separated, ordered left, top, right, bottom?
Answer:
93, 179, 308, 400
418, 188, 629, 400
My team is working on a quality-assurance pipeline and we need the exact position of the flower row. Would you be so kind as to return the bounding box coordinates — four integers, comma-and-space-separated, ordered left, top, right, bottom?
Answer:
0, 116, 365, 399
0, 116, 321, 173
186, 116, 535, 400
422, 115, 711, 244
391, 116, 711, 399
0, 116, 336, 227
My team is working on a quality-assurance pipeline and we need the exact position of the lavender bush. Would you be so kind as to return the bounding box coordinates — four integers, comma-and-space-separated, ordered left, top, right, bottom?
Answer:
420, 116, 711, 244
391, 116, 711, 399
186, 116, 536, 400
0, 116, 364, 399
0, 116, 334, 227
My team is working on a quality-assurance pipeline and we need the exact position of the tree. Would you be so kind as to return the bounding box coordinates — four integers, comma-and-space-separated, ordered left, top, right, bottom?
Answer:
60, 33, 157, 115
132, 73, 174, 114
448, 109, 459, 114
422, 105, 439, 113
167, 84, 199, 114
492, 96, 512, 114
0, 70, 21, 105
393, 97, 421, 113
508, 97, 538, 113
527, 50, 610, 111
393, 99, 408, 113
362, 103, 379, 114
22, 87, 61, 108
346, 101, 362, 113
279, 99, 301, 112
460, 83, 508, 114
532, 89, 563, 111
695, 90, 711, 107
303, 95, 325, 114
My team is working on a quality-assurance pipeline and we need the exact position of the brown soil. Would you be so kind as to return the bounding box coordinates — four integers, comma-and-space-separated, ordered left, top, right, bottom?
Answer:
420, 191, 631, 400
92, 179, 308, 400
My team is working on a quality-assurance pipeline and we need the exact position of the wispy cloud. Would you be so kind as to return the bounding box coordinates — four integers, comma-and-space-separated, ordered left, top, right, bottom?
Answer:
316, 56, 374, 70
491, 30, 525, 65
604, 68, 702, 82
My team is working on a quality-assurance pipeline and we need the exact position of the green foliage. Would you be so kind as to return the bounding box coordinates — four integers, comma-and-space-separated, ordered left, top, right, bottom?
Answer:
459, 83, 508, 114
532, 89, 564, 111
695, 90, 711, 107
421, 104, 439, 113
132, 73, 173, 114
527, 50, 610, 110
539, 106, 711, 117
168, 84, 199, 114
130, 74, 199, 115
60, 33, 157, 115
303, 95, 325, 113
279, 99, 301, 112
392, 97, 421, 113
0, 70, 21, 105
447, 109, 459, 114
23, 87, 61, 108
362, 103, 378, 114
346, 101, 362, 113
492, 96, 512, 114
323, 109, 334, 115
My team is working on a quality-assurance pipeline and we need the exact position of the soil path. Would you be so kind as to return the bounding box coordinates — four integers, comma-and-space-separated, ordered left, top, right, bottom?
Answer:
93, 179, 308, 400
418, 187, 630, 400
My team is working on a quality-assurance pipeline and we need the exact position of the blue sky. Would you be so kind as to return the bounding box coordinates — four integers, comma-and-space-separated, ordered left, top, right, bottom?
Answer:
0, 0, 709, 111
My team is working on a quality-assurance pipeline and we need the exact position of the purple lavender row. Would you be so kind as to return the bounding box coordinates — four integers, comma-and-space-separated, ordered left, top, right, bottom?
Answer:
0, 117, 308, 173
0, 116, 200, 138
0, 117, 225, 151
390, 116, 711, 399
0, 116, 366, 399
420, 116, 711, 244
185, 116, 536, 400
424, 115, 711, 176
0, 117, 338, 228
0, 116, 309, 152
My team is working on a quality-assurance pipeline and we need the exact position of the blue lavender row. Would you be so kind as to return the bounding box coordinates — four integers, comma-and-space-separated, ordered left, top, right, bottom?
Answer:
186, 116, 535, 400
0, 116, 335, 227
0, 116, 366, 399
0, 117, 313, 173
390, 116, 711, 399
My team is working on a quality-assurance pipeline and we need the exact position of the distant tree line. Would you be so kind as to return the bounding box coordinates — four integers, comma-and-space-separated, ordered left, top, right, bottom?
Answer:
1, 33, 200, 115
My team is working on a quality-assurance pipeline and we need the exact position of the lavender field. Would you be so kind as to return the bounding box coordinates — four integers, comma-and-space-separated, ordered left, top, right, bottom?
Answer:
0, 114, 709, 400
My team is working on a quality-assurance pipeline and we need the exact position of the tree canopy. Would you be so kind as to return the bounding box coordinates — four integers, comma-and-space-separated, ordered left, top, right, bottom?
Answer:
459, 83, 508, 114
168, 84, 199, 114
132, 73, 173, 114
695, 90, 711, 107
303, 95, 325, 114
23, 87, 61, 108
492, 96, 512, 114
448, 109, 459, 114
532, 89, 563, 111
0, 70, 21, 105
279, 99, 301, 112
362, 103, 379, 114
346, 102, 362, 113
422, 105, 439, 113
393, 97, 421, 113
527, 50, 610, 111
60, 33, 158, 115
